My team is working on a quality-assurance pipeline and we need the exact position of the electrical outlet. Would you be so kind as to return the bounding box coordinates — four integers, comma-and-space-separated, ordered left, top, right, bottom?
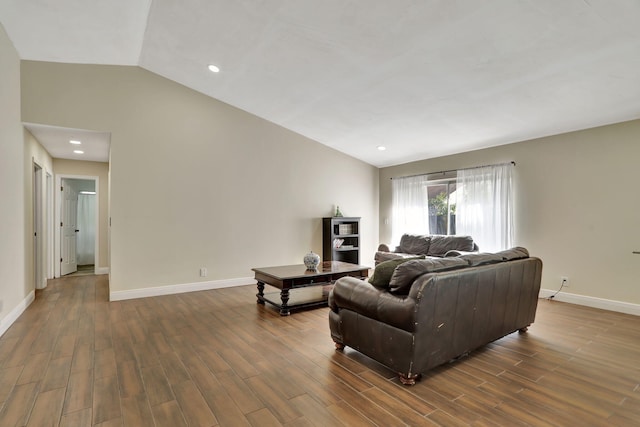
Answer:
561, 276, 569, 287
200, 267, 207, 277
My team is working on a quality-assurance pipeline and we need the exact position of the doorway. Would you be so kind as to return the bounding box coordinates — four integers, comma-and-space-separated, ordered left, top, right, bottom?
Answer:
56, 176, 99, 277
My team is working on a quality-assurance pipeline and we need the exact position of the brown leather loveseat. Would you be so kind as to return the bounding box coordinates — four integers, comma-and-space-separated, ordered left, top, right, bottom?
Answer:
374, 233, 479, 265
328, 247, 542, 385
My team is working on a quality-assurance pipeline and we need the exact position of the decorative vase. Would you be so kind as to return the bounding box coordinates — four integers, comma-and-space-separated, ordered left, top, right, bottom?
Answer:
304, 251, 321, 270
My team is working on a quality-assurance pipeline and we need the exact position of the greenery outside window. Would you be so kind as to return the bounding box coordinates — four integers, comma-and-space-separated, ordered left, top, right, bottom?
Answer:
427, 179, 457, 235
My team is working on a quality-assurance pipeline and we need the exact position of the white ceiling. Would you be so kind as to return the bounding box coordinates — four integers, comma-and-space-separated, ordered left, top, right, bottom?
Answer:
24, 123, 111, 163
3, 0, 640, 167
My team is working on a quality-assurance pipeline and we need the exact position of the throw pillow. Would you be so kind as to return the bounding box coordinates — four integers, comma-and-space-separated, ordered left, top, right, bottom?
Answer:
388, 257, 468, 294
368, 257, 423, 289
398, 234, 431, 255
495, 247, 529, 261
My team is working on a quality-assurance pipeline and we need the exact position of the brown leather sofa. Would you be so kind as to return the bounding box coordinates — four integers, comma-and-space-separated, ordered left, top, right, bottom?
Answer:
374, 233, 479, 265
328, 247, 542, 385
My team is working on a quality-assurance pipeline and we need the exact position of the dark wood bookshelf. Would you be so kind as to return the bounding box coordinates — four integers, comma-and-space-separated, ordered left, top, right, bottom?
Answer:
322, 217, 360, 264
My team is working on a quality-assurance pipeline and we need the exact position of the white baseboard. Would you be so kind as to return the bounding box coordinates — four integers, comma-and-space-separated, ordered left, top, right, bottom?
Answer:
539, 288, 640, 316
0, 291, 35, 337
95, 267, 110, 275
110, 276, 254, 301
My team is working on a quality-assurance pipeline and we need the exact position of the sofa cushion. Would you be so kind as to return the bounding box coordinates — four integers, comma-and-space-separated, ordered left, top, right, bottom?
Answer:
374, 251, 420, 265
397, 234, 431, 255
495, 247, 529, 260
427, 235, 475, 256
388, 257, 468, 294
368, 257, 423, 289
459, 253, 504, 266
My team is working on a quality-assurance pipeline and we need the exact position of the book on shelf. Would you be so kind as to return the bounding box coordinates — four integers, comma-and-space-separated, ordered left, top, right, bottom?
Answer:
332, 238, 344, 248
338, 224, 353, 235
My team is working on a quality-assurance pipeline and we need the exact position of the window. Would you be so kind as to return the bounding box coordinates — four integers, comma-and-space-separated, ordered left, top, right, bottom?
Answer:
392, 163, 514, 251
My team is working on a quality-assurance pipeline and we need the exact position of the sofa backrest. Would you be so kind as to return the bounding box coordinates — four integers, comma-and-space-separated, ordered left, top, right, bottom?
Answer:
407, 247, 532, 300
397, 234, 431, 254
396, 234, 475, 256
408, 256, 543, 372
427, 235, 475, 256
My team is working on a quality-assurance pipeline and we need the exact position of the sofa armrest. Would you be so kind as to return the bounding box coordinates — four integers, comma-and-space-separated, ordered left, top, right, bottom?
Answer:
377, 243, 390, 252
443, 249, 478, 257
330, 276, 417, 332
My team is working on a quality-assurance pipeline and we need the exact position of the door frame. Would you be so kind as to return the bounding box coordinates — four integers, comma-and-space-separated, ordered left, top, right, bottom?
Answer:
32, 161, 53, 289
33, 162, 43, 289
55, 174, 100, 278
46, 172, 54, 280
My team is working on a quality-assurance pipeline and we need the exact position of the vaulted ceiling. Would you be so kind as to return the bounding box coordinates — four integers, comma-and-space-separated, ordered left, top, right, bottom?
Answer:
2, 0, 639, 167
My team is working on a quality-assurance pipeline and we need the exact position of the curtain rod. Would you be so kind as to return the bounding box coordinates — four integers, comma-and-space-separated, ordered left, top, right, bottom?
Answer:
390, 161, 515, 180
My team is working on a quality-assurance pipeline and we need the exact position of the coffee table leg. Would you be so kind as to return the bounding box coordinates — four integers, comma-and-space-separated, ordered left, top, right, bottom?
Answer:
280, 289, 290, 316
256, 281, 265, 304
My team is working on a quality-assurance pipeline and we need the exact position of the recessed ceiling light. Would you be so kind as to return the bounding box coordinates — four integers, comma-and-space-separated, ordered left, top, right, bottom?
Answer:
377, 146, 386, 151
69, 140, 82, 145
73, 150, 84, 154
208, 64, 220, 73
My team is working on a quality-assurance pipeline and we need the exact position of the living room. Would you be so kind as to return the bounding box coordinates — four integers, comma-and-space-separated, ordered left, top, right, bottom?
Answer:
3, 2, 639, 313
1, 2, 639, 425
13, 60, 640, 315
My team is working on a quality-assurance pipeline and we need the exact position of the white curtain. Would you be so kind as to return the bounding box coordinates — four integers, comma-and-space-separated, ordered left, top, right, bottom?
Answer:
456, 164, 514, 252
391, 175, 430, 246
76, 194, 96, 265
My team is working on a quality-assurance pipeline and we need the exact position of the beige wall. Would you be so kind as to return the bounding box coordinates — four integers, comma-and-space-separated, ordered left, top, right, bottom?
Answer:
52, 159, 110, 271
0, 24, 29, 325
24, 129, 54, 289
380, 120, 640, 305
21, 61, 379, 296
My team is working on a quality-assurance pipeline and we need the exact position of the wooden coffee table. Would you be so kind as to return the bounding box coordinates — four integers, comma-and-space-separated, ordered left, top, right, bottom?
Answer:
252, 261, 369, 316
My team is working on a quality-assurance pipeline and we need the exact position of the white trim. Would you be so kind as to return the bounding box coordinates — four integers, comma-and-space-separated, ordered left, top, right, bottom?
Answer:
95, 267, 110, 275
109, 277, 254, 301
0, 291, 35, 337
539, 288, 640, 316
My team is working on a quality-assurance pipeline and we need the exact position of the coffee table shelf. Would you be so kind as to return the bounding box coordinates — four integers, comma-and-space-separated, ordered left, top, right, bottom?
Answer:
260, 285, 332, 313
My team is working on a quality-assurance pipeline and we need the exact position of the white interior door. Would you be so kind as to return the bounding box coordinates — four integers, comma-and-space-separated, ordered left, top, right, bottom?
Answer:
61, 181, 78, 275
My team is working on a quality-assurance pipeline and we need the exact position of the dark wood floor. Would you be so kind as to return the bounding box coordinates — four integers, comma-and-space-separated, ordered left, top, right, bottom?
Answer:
0, 274, 638, 426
